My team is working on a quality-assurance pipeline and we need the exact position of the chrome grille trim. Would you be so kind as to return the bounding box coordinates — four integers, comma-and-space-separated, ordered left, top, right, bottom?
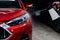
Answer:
0, 23, 12, 39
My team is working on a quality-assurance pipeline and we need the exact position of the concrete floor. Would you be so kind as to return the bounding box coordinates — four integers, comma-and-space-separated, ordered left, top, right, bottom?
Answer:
32, 20, 60, 40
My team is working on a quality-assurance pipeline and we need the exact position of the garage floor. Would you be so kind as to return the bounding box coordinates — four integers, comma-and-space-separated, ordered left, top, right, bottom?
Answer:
32, 19, 60, 40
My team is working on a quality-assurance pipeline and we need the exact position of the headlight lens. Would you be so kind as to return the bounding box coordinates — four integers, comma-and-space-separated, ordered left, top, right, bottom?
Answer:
6, 13, 30, 26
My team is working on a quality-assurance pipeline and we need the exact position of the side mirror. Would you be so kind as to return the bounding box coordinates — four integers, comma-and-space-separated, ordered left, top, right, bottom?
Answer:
26, 4, 33, 8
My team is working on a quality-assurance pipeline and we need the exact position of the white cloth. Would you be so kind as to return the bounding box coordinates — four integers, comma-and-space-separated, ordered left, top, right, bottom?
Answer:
49, 8, 60, 20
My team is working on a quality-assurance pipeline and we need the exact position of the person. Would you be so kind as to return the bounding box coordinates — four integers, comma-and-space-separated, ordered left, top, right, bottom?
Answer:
52, 1, 60, 16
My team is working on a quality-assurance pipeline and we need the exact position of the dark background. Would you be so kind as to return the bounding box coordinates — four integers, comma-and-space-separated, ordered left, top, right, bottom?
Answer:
22, 0, 60, 10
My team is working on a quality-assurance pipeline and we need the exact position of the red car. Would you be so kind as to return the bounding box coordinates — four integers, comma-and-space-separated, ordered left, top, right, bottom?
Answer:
0, 0, 32, 40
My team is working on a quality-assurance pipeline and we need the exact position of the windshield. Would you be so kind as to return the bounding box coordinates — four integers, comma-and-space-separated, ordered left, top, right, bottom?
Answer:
0, 0, 22, 8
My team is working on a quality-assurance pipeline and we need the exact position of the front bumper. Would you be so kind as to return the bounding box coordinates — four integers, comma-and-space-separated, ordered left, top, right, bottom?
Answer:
0, 20, 32, 40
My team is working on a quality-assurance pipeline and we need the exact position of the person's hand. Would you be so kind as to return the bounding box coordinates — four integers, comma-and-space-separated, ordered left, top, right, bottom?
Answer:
52, 1, 60, 10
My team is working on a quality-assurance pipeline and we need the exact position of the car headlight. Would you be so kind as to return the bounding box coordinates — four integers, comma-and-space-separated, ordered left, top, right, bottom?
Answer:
6, 13, 30, 26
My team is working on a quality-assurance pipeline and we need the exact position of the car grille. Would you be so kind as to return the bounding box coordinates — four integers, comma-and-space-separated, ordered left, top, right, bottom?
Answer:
0, 27, 11, 39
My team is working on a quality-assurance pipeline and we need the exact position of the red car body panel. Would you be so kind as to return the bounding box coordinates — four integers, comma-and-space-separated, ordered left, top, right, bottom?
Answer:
7, 20, 32, 40
0, 0, 32, 40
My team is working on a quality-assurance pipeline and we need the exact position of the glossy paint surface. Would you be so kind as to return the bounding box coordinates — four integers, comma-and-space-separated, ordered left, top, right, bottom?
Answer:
0, 0, 32, 40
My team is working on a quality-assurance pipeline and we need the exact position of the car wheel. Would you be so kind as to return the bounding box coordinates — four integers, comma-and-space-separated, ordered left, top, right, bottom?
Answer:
20, 34, 29, 40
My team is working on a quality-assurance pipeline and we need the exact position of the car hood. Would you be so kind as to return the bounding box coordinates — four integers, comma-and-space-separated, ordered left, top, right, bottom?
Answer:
0, 8, 26, 21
